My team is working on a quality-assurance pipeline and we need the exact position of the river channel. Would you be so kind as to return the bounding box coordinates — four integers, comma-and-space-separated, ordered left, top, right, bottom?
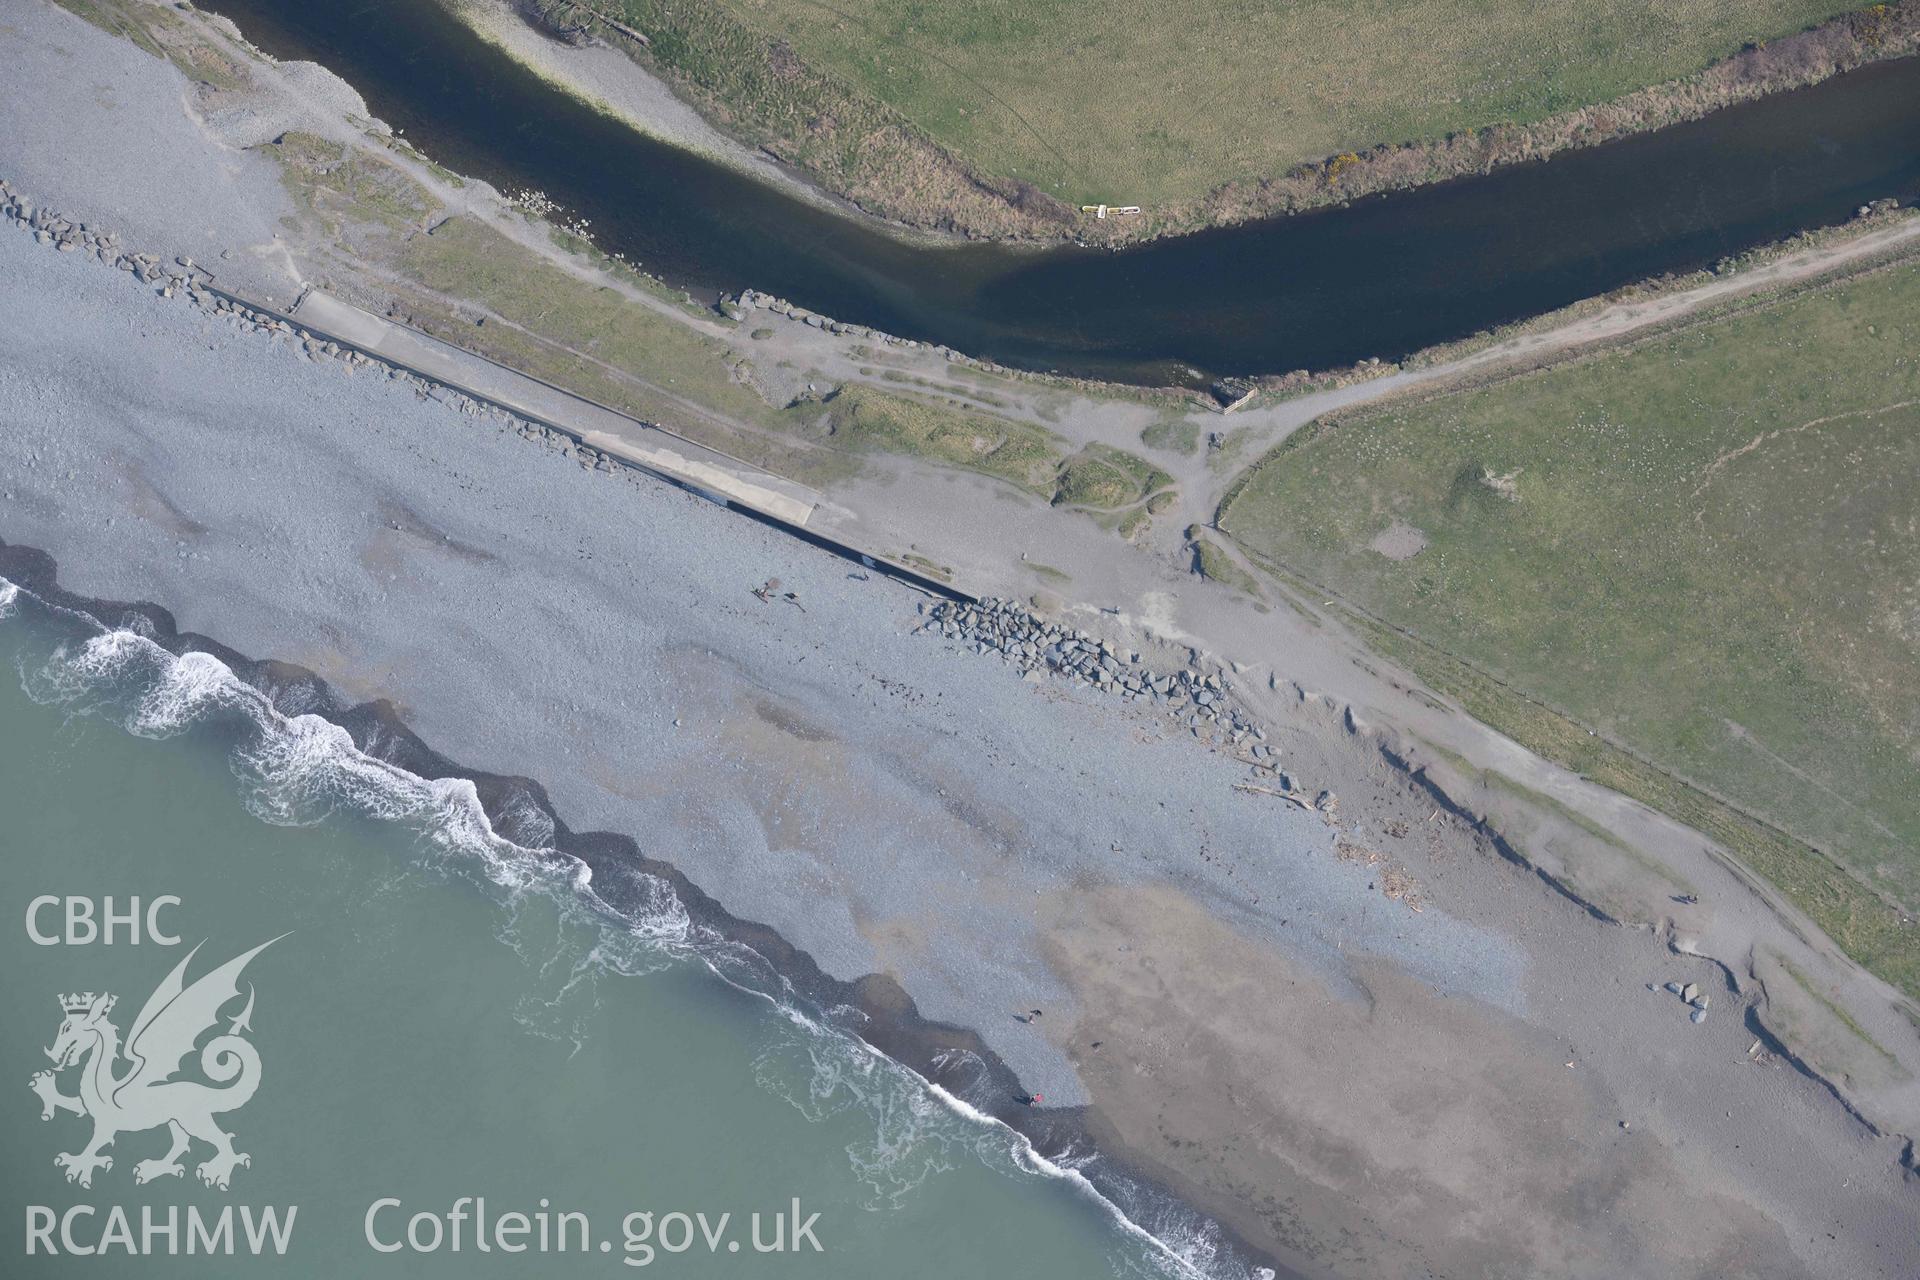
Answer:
206, 0, 1920, 384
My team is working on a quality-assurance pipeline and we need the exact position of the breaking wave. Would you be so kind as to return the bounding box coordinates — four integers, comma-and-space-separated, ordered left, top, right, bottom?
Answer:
0, 575, 1258, 1280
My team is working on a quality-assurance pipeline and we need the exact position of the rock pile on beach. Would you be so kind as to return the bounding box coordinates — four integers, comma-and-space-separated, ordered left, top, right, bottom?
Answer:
919, 596, 1286, 766
1658, 979, 1714, 1024
0, 177, 629, 475
2, 179, 125, 264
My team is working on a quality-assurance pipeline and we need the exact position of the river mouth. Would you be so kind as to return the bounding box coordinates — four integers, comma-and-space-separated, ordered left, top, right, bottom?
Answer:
206, 0, 1920, 385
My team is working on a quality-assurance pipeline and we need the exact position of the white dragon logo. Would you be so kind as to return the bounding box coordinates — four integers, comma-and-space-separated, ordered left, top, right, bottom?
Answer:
29, 937, 284, 1191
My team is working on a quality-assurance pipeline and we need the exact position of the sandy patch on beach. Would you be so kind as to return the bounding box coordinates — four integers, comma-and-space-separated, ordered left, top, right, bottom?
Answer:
1051, 884, 1814, 1280
6, 5, 1920, 1275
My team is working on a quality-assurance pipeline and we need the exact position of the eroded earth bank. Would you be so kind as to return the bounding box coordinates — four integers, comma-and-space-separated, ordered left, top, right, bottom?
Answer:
3, 3, 1918, 1277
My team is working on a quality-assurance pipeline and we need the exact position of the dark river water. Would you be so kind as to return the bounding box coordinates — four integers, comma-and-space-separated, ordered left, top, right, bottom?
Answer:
206, 0, 1920, 384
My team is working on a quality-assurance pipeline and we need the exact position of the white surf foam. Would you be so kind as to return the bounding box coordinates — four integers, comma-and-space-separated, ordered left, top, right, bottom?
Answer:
0, 576, 1263, 1279
928, 1083, 1237, 1280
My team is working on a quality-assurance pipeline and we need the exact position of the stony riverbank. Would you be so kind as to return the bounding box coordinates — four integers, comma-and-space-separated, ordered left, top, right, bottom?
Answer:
9, 6, 1920, 1274
15, 194, 1917, 1279
1165, 7, 1920, 244
498, 0, 1920, 247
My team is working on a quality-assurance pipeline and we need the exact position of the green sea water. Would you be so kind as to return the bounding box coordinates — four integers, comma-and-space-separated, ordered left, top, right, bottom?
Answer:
0, 584, 1225, 1277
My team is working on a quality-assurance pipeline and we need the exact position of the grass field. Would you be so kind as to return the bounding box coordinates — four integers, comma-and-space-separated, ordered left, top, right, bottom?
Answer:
1054, 444, 1173, 510
401, 219, 1112, 492
1221, 261, 1920, 965
53, 0, 251, 89
665, 0, 1857, 207
817, 384, 1064, 492
1141, 418, 1201, 456
1192, 535, 1261, 598
276, 142, 1174, 502
276, 132, 442, 233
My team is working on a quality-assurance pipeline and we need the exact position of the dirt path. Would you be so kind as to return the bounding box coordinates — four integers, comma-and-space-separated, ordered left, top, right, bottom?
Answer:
197, 0, 1920, 556
13, 7, 1920, 1275
30, 0, 1920, 1207
1159, 214, 1920, 529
